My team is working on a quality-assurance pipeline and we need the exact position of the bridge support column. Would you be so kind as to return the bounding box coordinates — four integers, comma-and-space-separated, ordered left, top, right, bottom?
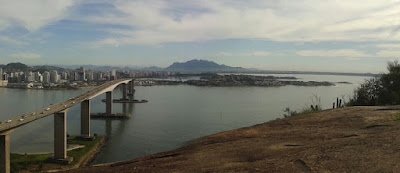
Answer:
122, 83, 127, 100
128, 81, 132, 94
0, 131, 10, 173
54, 111, 68, 161
81, 99, 91, 138
106, 91, 113, 115
130, 79, 135, 100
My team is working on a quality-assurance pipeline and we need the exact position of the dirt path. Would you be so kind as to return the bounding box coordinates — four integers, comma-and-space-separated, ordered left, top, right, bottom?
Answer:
61, 106, 400, 172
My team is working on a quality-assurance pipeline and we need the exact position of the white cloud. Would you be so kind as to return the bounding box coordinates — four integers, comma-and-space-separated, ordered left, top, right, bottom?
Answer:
216, 51, 270, 57
248, 51, 270, 57
376, 43, 400, 49
376, 50, 400, 58
0, 0, 78, 31
297, 49, 372, 58
216, 52, 232, 57
9, 53, 41, 60
0, 36, 26, 45
82, 0, 400, 45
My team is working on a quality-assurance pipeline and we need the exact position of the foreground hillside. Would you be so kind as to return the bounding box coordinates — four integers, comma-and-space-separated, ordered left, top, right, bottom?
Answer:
63, 106, 400, 172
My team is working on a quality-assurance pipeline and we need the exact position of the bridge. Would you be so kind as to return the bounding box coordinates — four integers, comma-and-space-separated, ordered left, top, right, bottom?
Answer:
0, 78, 137, 173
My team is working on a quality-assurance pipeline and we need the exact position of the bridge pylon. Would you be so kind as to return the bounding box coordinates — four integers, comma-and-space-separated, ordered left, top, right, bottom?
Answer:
80, 99, 93, 139
106, 91, 113, 115
53, 110, 73, 164
0, 130, 12, 173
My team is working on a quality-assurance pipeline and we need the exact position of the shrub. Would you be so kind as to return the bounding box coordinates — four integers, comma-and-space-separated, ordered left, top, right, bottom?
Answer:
349, 61, 400, 106
282, 95, 322, 118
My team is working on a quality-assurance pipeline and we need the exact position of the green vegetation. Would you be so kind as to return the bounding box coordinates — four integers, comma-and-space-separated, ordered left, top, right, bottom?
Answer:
283, 95, 322, 118
348, 61, 400, 106
10, 153, 50, 173
67, 136, 103, 165
175, 72, 219, 77
395, 113, 400, 121
4, 62, 29, 71
10, 136, 103, 173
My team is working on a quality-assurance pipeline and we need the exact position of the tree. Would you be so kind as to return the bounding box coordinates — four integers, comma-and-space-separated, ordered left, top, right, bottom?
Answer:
349, 61, 400, 106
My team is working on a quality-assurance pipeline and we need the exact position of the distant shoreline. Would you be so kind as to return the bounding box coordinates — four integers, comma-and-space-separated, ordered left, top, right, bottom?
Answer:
224, 71, 377, 77
0, 85, 96, 91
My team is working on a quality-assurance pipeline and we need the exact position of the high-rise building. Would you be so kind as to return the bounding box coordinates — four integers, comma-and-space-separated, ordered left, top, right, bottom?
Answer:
57, 74, 61, 84
50, 70, 59, 83
43, 71, 50, 84
95, 72, 103, 81
78, 67, 86, 81
3, 73, 8, 82
74, 72, 79, 81
61, 72, 68, 80
38, 75, 43, 83
86, 71, 94, 81
111, 69, 117, 80
17, 72, 24, 83
25, 71, 34, 82
34, 72, 42, 82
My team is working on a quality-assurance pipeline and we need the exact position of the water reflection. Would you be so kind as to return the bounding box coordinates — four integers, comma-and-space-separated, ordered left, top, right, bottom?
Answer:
105, 120, 112, 137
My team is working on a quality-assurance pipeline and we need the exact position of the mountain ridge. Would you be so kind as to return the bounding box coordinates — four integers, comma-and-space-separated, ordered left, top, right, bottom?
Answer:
166, 59, 247, 72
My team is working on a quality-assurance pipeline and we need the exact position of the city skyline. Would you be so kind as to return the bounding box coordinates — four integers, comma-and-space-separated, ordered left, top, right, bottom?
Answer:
1, 0, 400, 73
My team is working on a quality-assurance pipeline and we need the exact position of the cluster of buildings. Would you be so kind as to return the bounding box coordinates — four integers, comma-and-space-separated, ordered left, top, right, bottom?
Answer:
0, 67, 176, 89
1, 67, 119, 89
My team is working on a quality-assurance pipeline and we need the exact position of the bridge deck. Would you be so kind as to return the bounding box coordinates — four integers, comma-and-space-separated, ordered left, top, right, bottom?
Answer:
0, 79, 132, 134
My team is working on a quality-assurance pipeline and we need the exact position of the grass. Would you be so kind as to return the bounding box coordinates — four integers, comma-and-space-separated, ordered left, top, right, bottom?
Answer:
10, 153, 51, 173
10, 136, 104, 173
282, 105, 322, 118
67, 136, 103, 165
395, 113, 400, 121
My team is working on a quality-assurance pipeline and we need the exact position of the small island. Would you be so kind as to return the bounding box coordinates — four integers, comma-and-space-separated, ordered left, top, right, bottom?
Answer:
184, 74, 334, 87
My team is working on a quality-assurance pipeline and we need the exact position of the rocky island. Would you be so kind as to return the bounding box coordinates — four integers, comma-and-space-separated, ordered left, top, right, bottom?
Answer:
185, 74, 334, 87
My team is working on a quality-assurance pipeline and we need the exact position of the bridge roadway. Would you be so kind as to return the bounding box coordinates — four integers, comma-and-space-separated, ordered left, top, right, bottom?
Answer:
0, 78, 132, 134
0, 78, 136, 173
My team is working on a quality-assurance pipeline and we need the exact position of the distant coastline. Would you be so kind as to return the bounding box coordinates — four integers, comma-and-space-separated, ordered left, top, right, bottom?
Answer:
228, 70, 377, 77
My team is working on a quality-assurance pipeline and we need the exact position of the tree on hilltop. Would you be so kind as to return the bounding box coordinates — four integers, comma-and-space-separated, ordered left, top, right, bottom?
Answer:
349, 60, 400, 106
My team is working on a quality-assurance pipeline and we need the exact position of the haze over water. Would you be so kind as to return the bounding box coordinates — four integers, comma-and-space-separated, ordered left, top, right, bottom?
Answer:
0, 74, 369, 164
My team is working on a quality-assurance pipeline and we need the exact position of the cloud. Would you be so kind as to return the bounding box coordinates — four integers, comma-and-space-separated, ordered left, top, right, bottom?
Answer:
0, 0, 78, 31
297, 49, 372, 58
248, 51, 270, 57
1, 0, 399, 47
9, 53, 41, 60
0, 36, 26, 45
82, 0, 400, 46
216, 52, 232, 57
376, 50, 400, 58
376, 43, 400, 49
216, 51, 270, 57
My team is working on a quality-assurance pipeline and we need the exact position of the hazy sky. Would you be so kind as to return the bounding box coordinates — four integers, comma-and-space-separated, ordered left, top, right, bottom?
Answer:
0, 0, 400, 73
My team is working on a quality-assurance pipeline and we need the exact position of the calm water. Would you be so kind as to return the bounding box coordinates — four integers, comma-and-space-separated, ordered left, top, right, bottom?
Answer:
0, 74, 370, 164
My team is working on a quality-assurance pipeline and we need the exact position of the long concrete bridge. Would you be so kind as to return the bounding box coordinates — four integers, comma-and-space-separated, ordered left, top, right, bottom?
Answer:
0, 78, 136, 173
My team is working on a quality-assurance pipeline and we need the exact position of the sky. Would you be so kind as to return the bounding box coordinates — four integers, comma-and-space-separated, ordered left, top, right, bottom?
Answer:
0, 0, 400, 73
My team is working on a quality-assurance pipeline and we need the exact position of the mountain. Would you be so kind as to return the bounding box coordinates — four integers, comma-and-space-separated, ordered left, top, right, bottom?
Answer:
140, 66, 165, 71
0, 62, 70, 73
57, 64, 148, 71
32, 65, 68, 73
166, 59, 248, 72
0, 62, 30, 71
